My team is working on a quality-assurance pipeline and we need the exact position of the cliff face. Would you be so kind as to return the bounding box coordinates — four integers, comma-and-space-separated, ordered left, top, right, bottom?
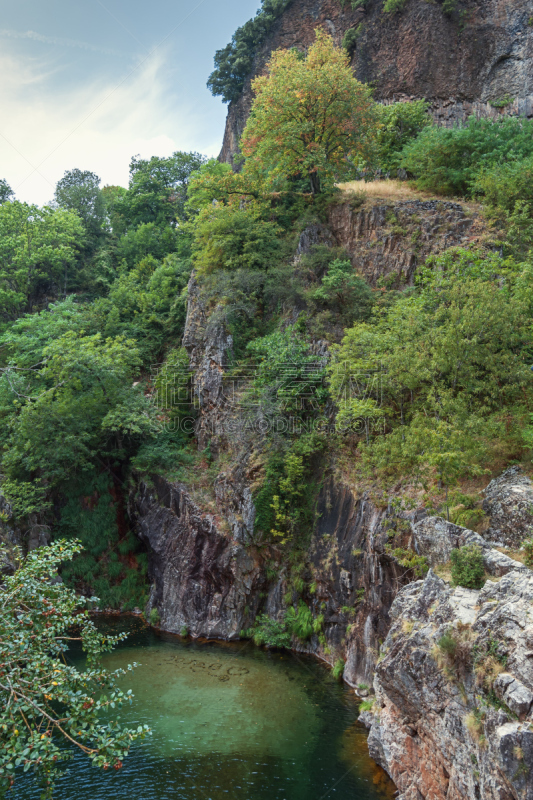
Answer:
364, 475, 533, 800
220, 0, 533, 166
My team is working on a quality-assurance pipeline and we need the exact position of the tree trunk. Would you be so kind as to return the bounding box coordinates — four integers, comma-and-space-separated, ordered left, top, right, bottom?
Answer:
309, 171, 321, 195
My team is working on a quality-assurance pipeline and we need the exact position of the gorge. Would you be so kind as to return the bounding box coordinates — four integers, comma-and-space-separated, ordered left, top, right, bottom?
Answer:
3, 1, 533, 799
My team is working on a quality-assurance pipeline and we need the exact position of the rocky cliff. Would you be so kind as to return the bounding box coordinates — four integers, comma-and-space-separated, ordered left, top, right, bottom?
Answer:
130, 185, 533, 796
364, 475, 533, 800
220, 0, 533, 166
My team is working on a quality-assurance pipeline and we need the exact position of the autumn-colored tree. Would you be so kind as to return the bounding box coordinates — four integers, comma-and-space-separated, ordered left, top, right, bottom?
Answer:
240, 29, 377, 194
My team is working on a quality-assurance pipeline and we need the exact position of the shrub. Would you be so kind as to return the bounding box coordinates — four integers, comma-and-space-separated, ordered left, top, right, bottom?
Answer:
442, 0, 457, 13
473, 156, 533, 212
286, 601, 314, 641
376, 100, 431, 171
149, 607, 161, 626
243, 614, 292, 649
383, 0, 407, 12
450, 545, 485, 589
342, 25, 362, 55
359, 698, 375, 712
332, 659, 345, 681
400, 116, 533, 196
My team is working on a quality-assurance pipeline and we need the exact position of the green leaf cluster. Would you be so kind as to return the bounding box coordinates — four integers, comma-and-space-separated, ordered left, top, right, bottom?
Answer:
0, 540, 150, 798
207, 0, 292, 104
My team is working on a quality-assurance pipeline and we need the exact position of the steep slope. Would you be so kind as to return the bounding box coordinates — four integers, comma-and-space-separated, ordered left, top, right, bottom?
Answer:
220, 0, 533, 166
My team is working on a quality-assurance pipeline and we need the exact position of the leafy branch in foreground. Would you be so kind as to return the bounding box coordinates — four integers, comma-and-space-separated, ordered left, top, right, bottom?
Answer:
0, 540, 150, 798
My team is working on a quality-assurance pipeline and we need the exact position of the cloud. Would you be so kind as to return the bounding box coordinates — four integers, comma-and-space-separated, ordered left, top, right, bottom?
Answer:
0, 28, 127, 57
0, 47, 222, 206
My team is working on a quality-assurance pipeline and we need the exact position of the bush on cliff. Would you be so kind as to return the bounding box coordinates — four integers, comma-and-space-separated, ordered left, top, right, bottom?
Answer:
328, 248, 533, 487
400, 116, 533, 196
450, 545, 485, 589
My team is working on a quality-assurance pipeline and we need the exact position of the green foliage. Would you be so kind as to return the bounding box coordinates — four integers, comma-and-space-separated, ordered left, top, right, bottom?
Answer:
473, 156, 533, 212
56, 474, 148, 611
386, 546, 429, 577
192, 205, 283, 275
383, 0, 407, 12
253, 434, 324, 545
342, 25, 362, 55
438, 629, 459, 659
329, 249, 533, 486
332, 659, 345, 681
0, 179, 14, 204
450, 545, 485, 589
359, 698, 375, 712
442, 0, 458, 14
241, 30, 377, 194
376, 100, 431, 171
307, 257, 374, 325
243, 614, 292, 649
489, 95, 514, 110
400, 116, 533, 196
0, 540, 150, 798
285, 601, 314, 641
117, 152, 207, 229
207, 0, 292, 103
54, 168, 105, 243
149, 608, 161, 626
0, 201, 85, 319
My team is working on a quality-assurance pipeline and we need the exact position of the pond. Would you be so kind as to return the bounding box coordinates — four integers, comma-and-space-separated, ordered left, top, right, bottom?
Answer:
14, 617, 396, 800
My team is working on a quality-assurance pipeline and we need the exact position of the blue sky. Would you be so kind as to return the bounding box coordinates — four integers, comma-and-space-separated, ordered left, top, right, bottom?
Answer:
0, 0, 259, 204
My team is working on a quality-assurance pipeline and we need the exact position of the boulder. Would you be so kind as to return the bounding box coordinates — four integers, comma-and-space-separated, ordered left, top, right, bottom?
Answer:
483, 466, 533, 547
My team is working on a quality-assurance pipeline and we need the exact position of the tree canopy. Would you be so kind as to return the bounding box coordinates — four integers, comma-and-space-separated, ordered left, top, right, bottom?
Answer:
240, 30, 376, 194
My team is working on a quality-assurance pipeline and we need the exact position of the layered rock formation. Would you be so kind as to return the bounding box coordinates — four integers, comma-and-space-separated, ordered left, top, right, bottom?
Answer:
220, 0, 533, 166
328, 198, 481, 287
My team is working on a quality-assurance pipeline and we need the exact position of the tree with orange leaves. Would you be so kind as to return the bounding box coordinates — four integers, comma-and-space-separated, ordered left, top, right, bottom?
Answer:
240, 29, 377, 195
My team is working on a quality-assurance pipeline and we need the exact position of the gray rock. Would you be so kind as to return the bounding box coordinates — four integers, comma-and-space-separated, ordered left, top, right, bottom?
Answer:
483, 466, 533, 547
494, 673, 533, 719
370, 566, 533, 800
412, 516, 465, 567
27, 525, 51, 551
358, 710, 374, 729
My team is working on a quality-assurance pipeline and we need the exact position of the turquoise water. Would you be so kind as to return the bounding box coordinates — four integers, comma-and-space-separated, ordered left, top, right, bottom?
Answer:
14, 617, 395, 800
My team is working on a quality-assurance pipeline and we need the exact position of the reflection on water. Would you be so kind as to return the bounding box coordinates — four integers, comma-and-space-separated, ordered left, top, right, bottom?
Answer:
13, 617, 396, 800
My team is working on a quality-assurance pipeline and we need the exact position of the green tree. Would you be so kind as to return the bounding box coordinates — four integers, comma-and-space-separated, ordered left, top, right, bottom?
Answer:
0, 540, 150, 798
207, 0, 292, 104
0, 202, 84, 319
0, 179, 14, 204
376, 100, 431, 171
120, 151, 207, 228
240, 30, 376, 194
54, 169, 105, 242
400, 116, 533, 196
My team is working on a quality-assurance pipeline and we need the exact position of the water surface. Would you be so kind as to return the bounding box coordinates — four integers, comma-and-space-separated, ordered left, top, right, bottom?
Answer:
14, 617, 395, 800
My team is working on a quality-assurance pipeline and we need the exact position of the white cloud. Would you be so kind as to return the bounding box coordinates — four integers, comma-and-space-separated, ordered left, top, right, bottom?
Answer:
0, 47, 222, 205
0, 28, 127, 57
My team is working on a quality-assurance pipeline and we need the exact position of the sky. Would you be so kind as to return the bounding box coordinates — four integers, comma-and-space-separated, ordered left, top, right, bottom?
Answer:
0, 0, 260, 205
